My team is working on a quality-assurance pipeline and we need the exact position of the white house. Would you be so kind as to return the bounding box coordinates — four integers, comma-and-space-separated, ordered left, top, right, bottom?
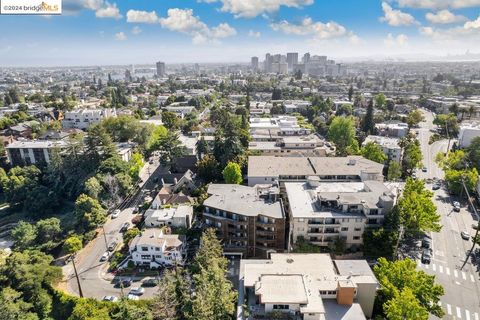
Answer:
363, 135, 402, 163
62, 108, 117, 130
129, 229, 185, 268
459, 122, 480, 148
144, 205, 193, 229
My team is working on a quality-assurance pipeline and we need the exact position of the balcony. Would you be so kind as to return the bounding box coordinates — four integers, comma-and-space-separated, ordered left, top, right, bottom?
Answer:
203, 212, 248, 224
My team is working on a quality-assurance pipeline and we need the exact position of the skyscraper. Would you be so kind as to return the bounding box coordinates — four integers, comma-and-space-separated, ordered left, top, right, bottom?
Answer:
286, 52, 298, 72
251, 56, 259, 71
302, 53, 311, 64
156, 61, 165, 77
264, 53, 273, 73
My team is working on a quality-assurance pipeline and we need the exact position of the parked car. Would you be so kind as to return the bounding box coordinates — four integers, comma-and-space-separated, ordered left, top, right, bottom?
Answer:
142, 279, 158, 287
422, 237, 432, 249
120, 222, 130, 233
127, 294, 139, 300
108, 241, 118, 252
114, 278, 132, 288
472, 224, 480, 230
421, 248, 432, 264
453, 201, 461, 212
461, 231, 471, 240
129, 287, 145, 296
432, 182, 441, 190
100, 251, 110, 262
102, 295, 118, 302
422, 167, 427, 172
111, 209, 121, 219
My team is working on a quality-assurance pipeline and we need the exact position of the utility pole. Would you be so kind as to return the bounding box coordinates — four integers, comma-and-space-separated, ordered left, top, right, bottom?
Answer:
71, 255, 84, 298
102, 225, 109, 251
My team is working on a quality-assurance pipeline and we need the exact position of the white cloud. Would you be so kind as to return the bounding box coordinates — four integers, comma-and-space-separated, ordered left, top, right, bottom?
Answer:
397, 0, 480, 9
159, 8, 237, 44
132, 26, 142, 35
384, 33, 409, 47
95, 3, 122, 19
380, 2, 418, 26
464, 15, 480, 29
425, 10, 466, 24
349, 34, 362, 45
200, 0, 314, 18
126, 10, 159, 24
270, 17, 353, 40
115, 32, 126, 41
248, 30, 261, 38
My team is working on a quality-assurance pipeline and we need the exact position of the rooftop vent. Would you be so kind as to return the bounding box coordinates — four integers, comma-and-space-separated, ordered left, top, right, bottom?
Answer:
286, 258, 294, 264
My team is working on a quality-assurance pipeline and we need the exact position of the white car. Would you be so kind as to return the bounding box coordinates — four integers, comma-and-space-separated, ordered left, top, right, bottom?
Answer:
111, 209, 121, 219
129, 287, 145, 296
102, 295, 118, 302
461, 231, 470, 240
127, 294, 139, 300
100, 251, 110, 262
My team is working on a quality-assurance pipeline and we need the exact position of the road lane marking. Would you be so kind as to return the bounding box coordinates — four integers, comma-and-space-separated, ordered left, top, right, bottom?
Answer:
433, 264, 436, 272
474, 312, 479, 320
462, 272, 467, 280
470, 274, 475, 282
447, 304, 452, 315
446, 267, 450, 275
457, 307, 462, 318
454, 270, 459, 278
439, 265, 443, 273
466, 310, 471, 320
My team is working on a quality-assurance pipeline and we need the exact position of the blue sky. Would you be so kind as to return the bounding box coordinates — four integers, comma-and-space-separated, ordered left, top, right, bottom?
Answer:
1, 0, 480, 66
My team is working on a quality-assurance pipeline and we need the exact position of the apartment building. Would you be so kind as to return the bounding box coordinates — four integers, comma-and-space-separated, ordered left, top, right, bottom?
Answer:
248, 135, 331, 157
239, 253, 378, 320
128, 228, 185, 268
247, 156, 384, 186
202, 184, 286, 258
284, 177, 395, 249
363, 135, 402, 163
375, 122, 409, 138
62, 108, 117, 130
6, 140, 68, 166
249, 116, 311, 142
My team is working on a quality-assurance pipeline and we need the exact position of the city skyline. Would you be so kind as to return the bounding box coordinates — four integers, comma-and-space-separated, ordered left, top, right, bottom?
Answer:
1, 0, 480, 66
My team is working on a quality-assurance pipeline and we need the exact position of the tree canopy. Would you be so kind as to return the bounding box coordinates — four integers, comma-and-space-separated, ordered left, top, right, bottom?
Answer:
328, 116, 359, 156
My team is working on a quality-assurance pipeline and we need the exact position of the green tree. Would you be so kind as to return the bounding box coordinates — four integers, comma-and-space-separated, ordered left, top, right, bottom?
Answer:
10, 221, 37, 251
433, 113, 459, 137
397, 178, 441, 233
84, 176, 102, 199
222, 162, 243, 184
196, 137, 209, 159
128, 153, 144, 180
64, 235, 83, 255
0, 250, 62, 319
151, 132, 186, 167
327, 116, 359, 156
387, 161, 402, 181
110, 299, 153, 320
384, 287, 429, 320
361, 142, 387, 164
68, 299, 110, 320
123, 228, 141, 245
362, 99, 375, 134
85, 124, 117, 161
401, 137, 423, 176
197, 154, 221, 183
373, 258, 444, 319
35, 218, 62, 249
161, 111, 179, 130
187, 229, 237, 320
375, 93, 386, 109
468, 137, 480, 171
0, 287, 38, 320
74, 194, 107, 231
406, 109, 424, 128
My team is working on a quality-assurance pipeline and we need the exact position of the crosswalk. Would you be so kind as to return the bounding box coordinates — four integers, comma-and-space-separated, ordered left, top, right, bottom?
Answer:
417, 260, 477, 284
438, 301, 479, 320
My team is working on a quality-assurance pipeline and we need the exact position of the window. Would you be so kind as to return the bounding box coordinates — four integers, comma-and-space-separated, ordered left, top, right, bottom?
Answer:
354, 227, 362, 232
140, 255, 151, 260
353, 236, 361, 240
141, 247, 148, 252
273, 305, 289, 310
155, 247, 160, 251
341, 227, 348, 231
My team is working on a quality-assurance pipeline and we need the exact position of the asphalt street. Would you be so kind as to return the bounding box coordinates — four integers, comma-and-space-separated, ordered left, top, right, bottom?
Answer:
62, 156, 166, 300
416, 110, 480, 320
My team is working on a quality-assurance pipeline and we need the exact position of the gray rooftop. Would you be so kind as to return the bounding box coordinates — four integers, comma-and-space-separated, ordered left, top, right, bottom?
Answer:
248, 156, 383, 177
204, 184, 284, 219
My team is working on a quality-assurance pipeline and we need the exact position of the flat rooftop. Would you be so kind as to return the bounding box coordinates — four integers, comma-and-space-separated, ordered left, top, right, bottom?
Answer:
204, 184, 284, 219
248, 156, 383, 178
